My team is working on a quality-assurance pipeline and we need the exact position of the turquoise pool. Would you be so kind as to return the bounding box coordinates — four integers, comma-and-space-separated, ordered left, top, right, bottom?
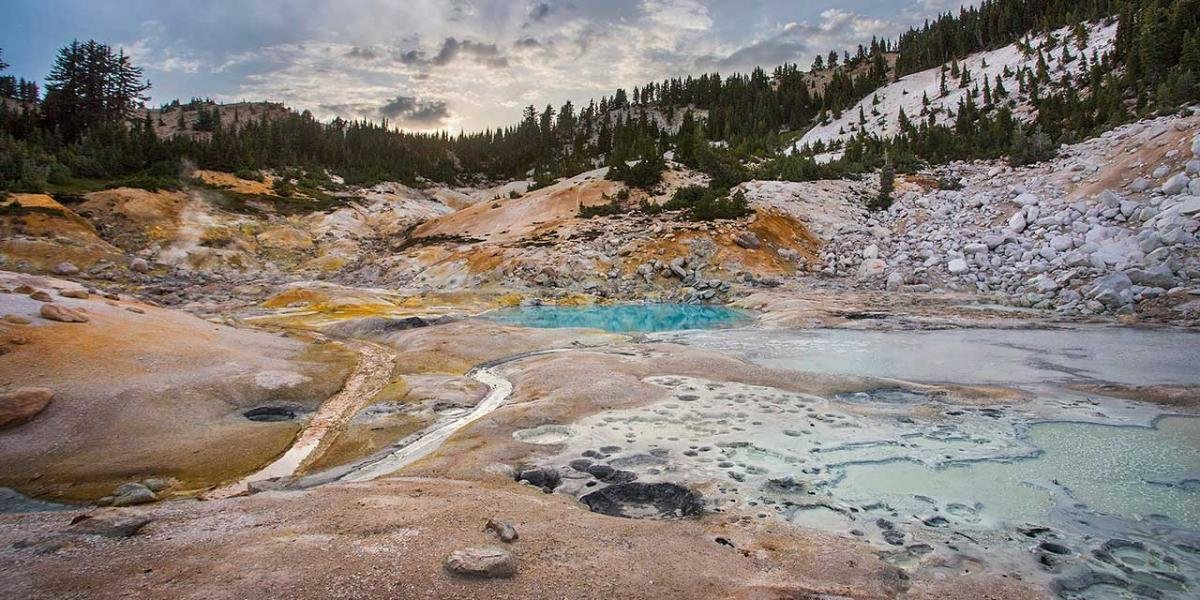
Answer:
486, 303, 750, 333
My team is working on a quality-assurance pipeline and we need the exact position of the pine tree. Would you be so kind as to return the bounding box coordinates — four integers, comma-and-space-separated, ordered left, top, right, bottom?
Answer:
872, 152, 895, 211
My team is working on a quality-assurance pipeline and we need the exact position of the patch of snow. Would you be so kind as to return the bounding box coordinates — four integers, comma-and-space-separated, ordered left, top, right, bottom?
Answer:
794, 20, 1118, 154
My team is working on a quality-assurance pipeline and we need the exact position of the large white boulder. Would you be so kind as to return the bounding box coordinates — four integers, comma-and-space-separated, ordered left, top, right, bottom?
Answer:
1008, 211, 1028, 233
859, 259, 887, 277
1014, 192, 1039, 206
1162, 173, 1190, 195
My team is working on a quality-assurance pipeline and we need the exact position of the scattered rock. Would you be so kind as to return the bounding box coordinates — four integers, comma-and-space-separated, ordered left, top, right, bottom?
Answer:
484, 518, 519, 543
29, 291, 53, 302
66, 515, 153, 538
129, 258, 149, 273
52, 262, 80, 276
1089, 272, 1133, 308
1007, 211, 1027, 233
516, 467, 560, 492
141, 478, 172, 493
39, 304, 88, 323
1162, 173, 1190, 195
733, 231, 760, 249
109, 483, 157, 507
885, 272, 903, 291
1126, 265, 1176, 289
0, 387, 53, 430
443, 547, 517, 578
858, 258, 886, 277
246, 478, 291, 494
59, 289, 89, 299
3, 314, 32, 325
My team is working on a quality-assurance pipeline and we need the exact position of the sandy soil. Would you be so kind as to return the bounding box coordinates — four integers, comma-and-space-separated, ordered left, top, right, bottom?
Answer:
0, 478, 1042, 600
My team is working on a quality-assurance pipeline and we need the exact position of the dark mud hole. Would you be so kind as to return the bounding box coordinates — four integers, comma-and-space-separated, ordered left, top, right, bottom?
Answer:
243, 406, 303, 422
581, 482, 705, 519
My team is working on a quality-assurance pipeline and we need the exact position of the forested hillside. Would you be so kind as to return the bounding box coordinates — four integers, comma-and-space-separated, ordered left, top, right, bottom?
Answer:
1, 0, 1197, 195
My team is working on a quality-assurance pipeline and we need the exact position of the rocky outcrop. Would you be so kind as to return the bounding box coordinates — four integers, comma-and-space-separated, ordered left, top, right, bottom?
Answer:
817, 113, 1200, 320
39, 303, 89, 323
443, 547, 517, 578
0, 387, 53, 430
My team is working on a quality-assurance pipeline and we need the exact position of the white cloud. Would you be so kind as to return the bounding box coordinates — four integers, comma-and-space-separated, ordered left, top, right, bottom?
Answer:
114, 1, 953, 131
123, 21, 207, 74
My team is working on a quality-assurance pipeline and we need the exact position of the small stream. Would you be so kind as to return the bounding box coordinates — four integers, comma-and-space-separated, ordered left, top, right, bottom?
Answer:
333, 348, 569, 483
338, 364, 514, 482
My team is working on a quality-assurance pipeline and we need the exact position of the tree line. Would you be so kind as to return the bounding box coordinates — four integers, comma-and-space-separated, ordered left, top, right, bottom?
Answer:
1, 0, 1197, 197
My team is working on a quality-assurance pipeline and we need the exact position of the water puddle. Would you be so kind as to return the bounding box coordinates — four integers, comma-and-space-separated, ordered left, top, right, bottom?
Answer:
658, 327, 1200, 386
485, 303, 750, 333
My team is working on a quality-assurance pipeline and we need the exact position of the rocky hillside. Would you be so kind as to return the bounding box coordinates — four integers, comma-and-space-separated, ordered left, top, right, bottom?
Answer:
5, 106, 1199, 324
143, 101, 291, 140
816, 111, 1200, 320
795, 20, 1118, 160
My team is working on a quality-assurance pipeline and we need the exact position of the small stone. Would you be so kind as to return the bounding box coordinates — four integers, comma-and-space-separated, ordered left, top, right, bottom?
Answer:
246, 478, 291, 494
1177, 197, 1200, 216
948, 259, 969, 274
29, 291, 53, 302
0, 387, 53, 430
110, 482, 157, 507
59, 289, 89, 299
1126, 265, 1176, 289
444, 547, 517, 578
858, 258, 886, 277
982, 234, 1005, 250
733, 231, 760, 249
885, 272, 903, 292
1128, 178, 1152, 193
66, 515, 153, 538
129, 258, 149, 273
485, 518, 519, 543
52, 262, 80, 276
3, 315, 31, 325
39, 304, 88, 323
1162, 173, 1189, 195
517, 467, 560, 492
141, 478, 172, 492
1049, 236, 1074, 252
1008, 211, 1027, 233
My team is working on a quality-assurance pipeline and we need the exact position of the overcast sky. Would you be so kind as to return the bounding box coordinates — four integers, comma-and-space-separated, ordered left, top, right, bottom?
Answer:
1, 0, 964, 133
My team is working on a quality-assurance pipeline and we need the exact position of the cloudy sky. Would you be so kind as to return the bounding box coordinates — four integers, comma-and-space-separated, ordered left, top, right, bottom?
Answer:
2, 0, 964, 133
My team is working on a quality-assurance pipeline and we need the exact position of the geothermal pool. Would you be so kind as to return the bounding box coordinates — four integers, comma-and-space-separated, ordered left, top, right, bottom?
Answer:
485, 303, 750, 333
524, 325, 1200, 599
654, 325, 1200, 385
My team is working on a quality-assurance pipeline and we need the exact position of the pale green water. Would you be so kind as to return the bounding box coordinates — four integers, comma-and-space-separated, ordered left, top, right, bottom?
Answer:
487, 304, 750, 333
831, 416, 1200, 529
